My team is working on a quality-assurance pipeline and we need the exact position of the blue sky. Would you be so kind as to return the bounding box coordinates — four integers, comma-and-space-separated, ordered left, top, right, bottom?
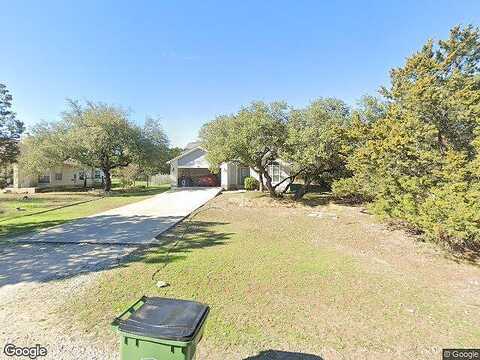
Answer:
1, 1, 479, 147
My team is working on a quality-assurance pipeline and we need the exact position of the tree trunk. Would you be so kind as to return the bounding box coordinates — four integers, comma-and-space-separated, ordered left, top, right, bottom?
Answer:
258, 172, 264, 192
294, 179, 311, 201
104, 168, 112, 192
262, 171, 278, 197
438, 131, 446, 156
282, 179, 293, 194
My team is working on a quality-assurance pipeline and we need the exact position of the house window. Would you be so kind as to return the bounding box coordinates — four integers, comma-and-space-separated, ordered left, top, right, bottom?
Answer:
94, 170, 101, 179
268, 162, 281, 183
55, 173, 63, 181
79, 171, 85, 180
38, 175, 50, 184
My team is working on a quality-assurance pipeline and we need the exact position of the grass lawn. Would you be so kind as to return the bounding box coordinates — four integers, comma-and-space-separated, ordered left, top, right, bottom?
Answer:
0, 184, 170, 240
63, 191, 480, 359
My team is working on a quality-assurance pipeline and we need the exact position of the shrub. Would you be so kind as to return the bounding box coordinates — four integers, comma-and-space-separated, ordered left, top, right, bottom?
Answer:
332, 177, 373, 202
244, 176, 259, 190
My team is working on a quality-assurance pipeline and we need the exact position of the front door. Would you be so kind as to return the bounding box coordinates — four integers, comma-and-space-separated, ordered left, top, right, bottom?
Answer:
238, 166, 250, 187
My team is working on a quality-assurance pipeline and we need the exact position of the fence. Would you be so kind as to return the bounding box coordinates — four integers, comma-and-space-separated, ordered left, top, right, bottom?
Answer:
149, 174, 171, 185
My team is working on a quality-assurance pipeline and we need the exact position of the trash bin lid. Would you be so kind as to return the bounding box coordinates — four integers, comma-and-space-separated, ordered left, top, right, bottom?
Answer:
118, 297, 210, 342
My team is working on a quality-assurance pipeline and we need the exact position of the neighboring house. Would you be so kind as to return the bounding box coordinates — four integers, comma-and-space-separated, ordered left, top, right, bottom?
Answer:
11, 161, 104, 192
167, 143, 290, 190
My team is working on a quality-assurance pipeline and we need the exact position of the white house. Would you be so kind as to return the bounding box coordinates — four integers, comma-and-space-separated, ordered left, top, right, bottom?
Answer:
11, 161, 104, 193
167, 143, 290, 190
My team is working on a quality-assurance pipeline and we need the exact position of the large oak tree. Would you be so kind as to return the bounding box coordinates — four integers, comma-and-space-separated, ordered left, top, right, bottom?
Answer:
282, 98, 351, 199
20, 100, 169, 192
200, 101, 288, 197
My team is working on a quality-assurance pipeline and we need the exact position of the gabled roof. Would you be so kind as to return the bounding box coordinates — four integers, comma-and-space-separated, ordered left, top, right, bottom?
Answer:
166, 145, 205, 164
184, 141, 202, 150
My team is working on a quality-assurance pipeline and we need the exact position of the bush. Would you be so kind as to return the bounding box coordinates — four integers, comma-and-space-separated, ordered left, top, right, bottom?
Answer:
331, 177, 374, 203
244, 176, 259, 190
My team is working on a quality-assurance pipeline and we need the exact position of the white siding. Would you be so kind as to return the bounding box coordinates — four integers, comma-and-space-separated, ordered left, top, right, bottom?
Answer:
178, 148, 210, 168
250, 161, 290, 192
167, 144, 291, 192
170, 159, 179, 187
13, 164, 103, 189
221, 162, 238, 190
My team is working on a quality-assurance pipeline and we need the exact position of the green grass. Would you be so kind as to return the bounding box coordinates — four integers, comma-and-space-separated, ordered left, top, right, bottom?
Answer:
0, 184, 170, 240
64, 191, 480, 358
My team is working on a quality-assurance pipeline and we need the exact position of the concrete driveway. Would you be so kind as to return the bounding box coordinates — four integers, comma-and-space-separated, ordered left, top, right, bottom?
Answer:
13, 187, 221, 245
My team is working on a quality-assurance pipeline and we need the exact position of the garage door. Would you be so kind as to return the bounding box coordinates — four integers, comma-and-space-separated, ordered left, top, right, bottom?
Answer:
178, 168, 219, 187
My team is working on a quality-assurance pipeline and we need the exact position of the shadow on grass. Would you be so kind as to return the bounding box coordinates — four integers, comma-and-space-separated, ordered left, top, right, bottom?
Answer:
0, 218, 76, 240
244, 350, 324, 359
142, 220, 232, 266
295, 192, 369, 208
0, 188, 171, 239
110, 185, 170, 198
272, 192, 338, 208
110, 187, 170, 197
0, 218, 231, 287
0, 197, 103, 225
296, 193, 334, 207
442, 241, 480, 266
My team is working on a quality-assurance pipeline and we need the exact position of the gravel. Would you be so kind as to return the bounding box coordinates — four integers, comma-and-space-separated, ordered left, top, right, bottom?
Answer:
0, 242, 139, 360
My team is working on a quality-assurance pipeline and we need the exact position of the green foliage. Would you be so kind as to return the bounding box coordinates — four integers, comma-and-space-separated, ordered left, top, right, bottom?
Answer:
0, 83, 24, 166
416, 152, 480, 246
18, 101, 170, 191
282, 98, 351, 199
165, 147, 182, 171
0, 164, 13, 189
333, 25, 480, 250
331, 177, 372, 203
113, 163, 143, 188
355, 95, 388, 124
62, 101, 144, 182
200, 101, 288, 196
18, 121, 71, 176
244, 176, 259, 190
137, 116, 171, 177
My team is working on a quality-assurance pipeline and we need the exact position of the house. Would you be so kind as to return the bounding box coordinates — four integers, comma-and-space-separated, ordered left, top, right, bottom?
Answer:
11, 161, 104, 193
167, 142, 290, 190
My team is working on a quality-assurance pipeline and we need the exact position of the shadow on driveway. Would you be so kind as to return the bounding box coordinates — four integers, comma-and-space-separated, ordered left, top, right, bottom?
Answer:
0, 220, 231, 287
11, 214, 184, 245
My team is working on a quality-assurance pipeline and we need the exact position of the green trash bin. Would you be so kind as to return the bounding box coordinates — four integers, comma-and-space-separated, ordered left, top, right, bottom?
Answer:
112, 296, 210, 360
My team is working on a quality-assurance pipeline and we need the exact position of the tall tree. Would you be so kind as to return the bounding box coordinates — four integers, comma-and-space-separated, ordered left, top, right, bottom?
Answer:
200, 101, 288, 196
63, 101, 145, 191
333, 25, 480, 249
17, 121, 71, 176
137, 116, 171, 184
355, 95, 388, 124
283, 98, 351, 199
381, 24, 480, 157
0, 83, 24, 165
20, 101, 145, 192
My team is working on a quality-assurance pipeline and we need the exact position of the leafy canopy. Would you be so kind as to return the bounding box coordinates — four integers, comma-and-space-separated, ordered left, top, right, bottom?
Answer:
19, 100, 170, 191
283, 98, 351, 195
0, 83, 24, 165
333, 24, 480, 249
200, 101, 288, 195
